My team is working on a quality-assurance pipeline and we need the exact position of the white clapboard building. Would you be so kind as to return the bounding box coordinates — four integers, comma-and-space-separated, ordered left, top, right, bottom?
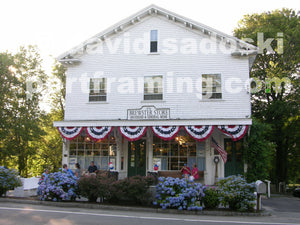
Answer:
54, 5, 257, 185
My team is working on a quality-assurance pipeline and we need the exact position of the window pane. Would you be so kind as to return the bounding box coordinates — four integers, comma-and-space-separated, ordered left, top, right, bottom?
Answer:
215, 86, 222, 93
70, 150, 76, 156
144, 94, 163, 100
197, 157, 206, 171
144, 76, 163, 100
189, 147, 196, 156
150, 30, 157, 41
89, 95, 106, 102
152, 134, 197, 171
150, 42, 157, 52
89, 78, 107, 102
150, 30, 158, 52
202, 74, 221, 99
94, 150, 100, 156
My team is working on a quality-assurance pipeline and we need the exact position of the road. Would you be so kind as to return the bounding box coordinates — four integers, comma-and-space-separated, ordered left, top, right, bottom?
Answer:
262, 195, 300, 213
1, 202, 300, 225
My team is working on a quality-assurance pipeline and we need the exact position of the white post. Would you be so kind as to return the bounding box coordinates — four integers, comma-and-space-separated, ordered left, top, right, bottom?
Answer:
115, 129, 122, 172
147, 129, 153, 173
62, 138, 69, 166
265, 180, 271, 198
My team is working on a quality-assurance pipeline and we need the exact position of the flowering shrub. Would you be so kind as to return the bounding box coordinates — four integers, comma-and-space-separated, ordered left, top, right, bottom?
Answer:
37, 171, 78, 201
108, 175, 154, 204
0, 167, 22, 196
78, 174, 113, 202
153, 177, 204, 211
217, 175, 256, 212
77, 174, 154, 204
125, 175, 154, 204
202, 186, 220, 209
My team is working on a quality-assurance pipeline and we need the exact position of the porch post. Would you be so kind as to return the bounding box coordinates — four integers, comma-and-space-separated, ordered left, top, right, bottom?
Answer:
147, 128, 153, 173
115, 129, 122, 171
62, 138, 69, 166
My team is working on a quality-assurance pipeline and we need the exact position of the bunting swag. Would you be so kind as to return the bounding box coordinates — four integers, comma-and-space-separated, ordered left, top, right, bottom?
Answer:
86, 126, 113, 141
119, 126, 147, 141
151, 126, 180, 141
217, 125, 248, 141
57, 127, 83, 140
184, 125, 214, 142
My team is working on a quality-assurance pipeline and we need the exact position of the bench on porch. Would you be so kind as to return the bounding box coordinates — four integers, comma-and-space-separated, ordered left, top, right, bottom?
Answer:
158, 170, 204, 179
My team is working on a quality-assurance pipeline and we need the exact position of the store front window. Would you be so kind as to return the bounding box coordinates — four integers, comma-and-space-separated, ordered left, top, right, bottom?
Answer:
69, 130, 116, 170
152, 130, 206, 171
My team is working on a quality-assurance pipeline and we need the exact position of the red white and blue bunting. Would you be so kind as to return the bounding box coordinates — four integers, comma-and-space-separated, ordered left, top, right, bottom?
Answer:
86, 126, 113, 141
56, 125, 248, 142
184, 125, 214, 142
119, 126, 147, 141
151, 126, 180, 141
57, 127, 84, 141
217, 125, 248, 141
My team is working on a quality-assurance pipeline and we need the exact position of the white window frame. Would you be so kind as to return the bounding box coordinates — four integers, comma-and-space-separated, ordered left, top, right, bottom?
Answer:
144, 75, 163, 101
89, 78, 107, 102
150, 30, 158, 53
201, 74, 222, 100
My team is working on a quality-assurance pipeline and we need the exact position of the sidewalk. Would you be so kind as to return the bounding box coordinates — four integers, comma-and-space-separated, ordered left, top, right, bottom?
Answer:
0, 196, 271, 217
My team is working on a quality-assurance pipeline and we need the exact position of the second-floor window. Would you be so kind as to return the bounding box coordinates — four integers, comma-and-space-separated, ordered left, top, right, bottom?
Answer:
144, 75, 163, 100
202, 74, 222, 99
89, 78, 107, 102
150, 30, 158, 53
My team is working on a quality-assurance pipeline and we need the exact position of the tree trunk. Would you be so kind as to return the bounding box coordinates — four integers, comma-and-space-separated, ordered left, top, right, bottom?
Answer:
275, 139, 288, 187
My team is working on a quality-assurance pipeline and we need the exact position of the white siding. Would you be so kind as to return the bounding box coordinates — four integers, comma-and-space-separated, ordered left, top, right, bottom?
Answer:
64, 16, 251, 122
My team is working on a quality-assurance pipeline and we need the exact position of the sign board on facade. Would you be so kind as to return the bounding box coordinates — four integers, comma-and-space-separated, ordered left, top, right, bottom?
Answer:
69, 157, 77, 169
127, 105, 170, 120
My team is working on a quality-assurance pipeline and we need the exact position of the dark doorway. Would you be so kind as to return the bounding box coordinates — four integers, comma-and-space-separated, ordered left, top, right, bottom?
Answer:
224, 139, 244, 177
128, 139, 146, 177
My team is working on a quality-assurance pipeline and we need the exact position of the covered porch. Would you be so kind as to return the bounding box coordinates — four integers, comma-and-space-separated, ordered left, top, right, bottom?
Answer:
54, 119, 250, 185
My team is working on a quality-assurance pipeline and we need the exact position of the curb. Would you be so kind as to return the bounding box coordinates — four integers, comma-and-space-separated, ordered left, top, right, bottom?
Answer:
0, 197, 271, 216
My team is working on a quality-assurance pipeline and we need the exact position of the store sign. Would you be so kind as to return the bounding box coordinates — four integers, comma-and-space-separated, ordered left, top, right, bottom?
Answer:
127, 106, 170, 120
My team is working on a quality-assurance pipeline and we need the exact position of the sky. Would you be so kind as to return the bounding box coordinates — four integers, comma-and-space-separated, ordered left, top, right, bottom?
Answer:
0, 0, 298, 73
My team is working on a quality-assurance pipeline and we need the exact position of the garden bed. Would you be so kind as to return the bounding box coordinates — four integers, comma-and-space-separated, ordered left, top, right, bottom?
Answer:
32, 170, 261, 214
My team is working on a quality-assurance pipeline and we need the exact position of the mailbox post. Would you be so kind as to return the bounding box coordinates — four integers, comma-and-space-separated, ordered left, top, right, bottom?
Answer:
255, 180, 267, 211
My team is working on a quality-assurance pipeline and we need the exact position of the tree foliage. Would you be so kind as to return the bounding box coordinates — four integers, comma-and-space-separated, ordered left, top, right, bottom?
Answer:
0, 46, 47, 177
27, 61, 66, 176
244, 119, 275, 182
234, 9, 300, 184
0, 47, 66, 177
49, 61, 66, 119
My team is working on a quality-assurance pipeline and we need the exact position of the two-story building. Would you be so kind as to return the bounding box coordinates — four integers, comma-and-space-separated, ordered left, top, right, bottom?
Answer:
54, 5, 257, 185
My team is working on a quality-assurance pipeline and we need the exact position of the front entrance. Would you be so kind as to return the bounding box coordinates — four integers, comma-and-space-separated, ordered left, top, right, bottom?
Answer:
224, 139, 244, 177
128, 139, 146, 177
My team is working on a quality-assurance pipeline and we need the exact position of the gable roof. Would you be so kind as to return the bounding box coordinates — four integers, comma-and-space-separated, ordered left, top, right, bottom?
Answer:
57, 4, 258, 63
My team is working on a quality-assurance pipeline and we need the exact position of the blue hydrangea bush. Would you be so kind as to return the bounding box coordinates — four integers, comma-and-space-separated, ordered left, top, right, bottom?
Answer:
37, 171, 78, 201
0, 167, 22, 197
217, 175, 256, 212
153, 177, 204, 211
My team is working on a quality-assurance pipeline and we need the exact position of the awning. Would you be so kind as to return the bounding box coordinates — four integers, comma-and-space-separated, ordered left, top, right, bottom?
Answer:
57, 125, 248, 142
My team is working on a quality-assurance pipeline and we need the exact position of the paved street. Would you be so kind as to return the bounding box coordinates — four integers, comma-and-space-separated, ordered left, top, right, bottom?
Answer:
0, 200, 300, 225
262, 195, 300, 213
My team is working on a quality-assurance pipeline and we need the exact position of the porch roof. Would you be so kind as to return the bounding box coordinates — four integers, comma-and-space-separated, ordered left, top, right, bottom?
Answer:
53, 118, 252, 127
